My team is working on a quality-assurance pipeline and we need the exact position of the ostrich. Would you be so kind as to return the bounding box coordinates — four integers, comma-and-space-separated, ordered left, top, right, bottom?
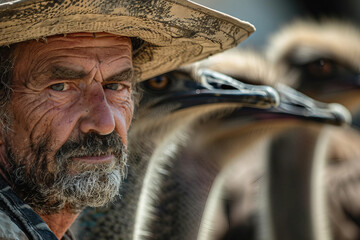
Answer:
150, 54, 352, 239
186, 49, 357, 240
134, 71, 348, 240
130, 67, 348, 240
266, 20, 360, 240
73, 67, 279, 240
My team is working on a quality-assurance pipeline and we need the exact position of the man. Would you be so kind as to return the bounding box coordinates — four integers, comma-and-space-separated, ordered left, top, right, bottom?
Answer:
0, 0, 254, 239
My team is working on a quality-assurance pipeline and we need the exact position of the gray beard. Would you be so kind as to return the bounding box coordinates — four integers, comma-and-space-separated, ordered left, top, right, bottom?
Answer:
6, 132, 128, 215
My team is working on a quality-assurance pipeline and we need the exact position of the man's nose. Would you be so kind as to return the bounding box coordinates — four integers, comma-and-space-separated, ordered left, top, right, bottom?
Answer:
79, 85, 116, 135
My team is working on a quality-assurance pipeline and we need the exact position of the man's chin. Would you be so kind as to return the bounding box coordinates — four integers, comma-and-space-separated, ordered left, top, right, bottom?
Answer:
66, 159, 117, 176
57, 169, 123, 208
29, 168, 124, 215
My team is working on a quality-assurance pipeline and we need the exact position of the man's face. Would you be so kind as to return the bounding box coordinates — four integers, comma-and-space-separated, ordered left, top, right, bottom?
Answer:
2, 33, 135, 214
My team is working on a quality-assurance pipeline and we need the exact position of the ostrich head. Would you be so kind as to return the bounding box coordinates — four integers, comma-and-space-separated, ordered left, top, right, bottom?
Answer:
266, 19, 360, 114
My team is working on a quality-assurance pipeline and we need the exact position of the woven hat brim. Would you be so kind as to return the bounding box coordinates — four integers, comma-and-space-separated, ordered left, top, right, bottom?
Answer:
0, 0, 255, 81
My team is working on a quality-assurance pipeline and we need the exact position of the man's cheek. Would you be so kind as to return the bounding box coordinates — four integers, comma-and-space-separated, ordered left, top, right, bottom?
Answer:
116, 99, 134, 129
25, 112, 74, 162
11, 94, 50, 130
125, 104, 134, 129
27, 110, 57, 144
113, 102, 133, 126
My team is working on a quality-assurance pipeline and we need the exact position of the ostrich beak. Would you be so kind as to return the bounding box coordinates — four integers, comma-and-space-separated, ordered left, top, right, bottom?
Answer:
273, 84, 351, 126
211, 80, 351, 127
147, 69, 280, 112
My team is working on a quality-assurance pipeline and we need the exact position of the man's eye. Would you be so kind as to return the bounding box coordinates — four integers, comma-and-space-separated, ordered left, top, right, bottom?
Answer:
49, 83, 68, 91
104, 83, 124, 91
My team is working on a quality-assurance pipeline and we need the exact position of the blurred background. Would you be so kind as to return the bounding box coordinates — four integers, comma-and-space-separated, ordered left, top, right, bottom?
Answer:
193, 0, 360, 49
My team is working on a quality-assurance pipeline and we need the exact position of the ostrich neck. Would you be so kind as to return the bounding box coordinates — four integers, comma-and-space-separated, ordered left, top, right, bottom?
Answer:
137, 118, 292, 239
263, 125, 331, 240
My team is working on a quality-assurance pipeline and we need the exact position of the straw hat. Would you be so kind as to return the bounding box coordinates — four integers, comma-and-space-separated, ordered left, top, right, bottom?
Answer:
0, 0, 255, 81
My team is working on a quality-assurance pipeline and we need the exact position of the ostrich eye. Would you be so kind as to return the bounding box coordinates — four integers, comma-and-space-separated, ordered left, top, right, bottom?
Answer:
306, 59, 334, 77
146, 75, 170, 90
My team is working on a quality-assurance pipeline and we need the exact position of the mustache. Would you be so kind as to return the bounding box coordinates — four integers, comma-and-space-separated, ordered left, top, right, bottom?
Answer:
55, 132, 126, 160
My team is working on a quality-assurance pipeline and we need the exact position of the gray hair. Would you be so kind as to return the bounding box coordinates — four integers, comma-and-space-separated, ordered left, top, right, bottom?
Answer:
0, 46, 14, 132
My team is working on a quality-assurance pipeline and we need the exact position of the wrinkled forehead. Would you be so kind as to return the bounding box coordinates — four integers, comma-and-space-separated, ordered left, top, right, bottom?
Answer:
12, 32, 132, 63
11, 32, 134, 78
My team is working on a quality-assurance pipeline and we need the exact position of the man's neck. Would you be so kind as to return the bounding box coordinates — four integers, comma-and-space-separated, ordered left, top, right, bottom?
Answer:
40, 210, 79, 240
